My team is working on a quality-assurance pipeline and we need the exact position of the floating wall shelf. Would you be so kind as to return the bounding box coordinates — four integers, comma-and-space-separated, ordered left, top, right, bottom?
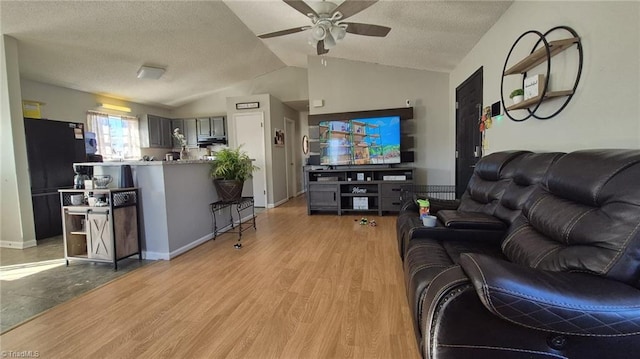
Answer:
501, 26, 583, 122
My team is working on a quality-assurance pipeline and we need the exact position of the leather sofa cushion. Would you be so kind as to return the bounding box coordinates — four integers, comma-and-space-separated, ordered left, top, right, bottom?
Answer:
458, 151, 529, 216
494, 152, 564, 224
502, 150, 640, 287
437, 210, 506, 230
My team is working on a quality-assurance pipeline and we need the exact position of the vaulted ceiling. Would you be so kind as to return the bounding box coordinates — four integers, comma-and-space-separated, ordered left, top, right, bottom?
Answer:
1, 1, 512, 109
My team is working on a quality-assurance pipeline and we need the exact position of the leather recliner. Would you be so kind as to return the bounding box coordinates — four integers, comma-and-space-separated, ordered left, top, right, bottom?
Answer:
397, 151, 531, 259
401, 151, 564, 348
406, 149, 640, 358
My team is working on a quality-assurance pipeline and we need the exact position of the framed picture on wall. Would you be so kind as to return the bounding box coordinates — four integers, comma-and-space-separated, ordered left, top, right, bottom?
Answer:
274, 129, 284, 147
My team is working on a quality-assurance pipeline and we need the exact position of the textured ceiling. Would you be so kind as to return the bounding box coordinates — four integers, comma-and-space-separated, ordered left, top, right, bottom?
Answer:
1, 1, 512, 109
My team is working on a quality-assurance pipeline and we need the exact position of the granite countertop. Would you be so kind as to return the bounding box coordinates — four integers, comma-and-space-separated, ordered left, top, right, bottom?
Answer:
74, 159, 214, 166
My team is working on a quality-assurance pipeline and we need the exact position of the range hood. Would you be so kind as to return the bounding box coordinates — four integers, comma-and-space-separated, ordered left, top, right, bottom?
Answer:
197, 137, 227, 146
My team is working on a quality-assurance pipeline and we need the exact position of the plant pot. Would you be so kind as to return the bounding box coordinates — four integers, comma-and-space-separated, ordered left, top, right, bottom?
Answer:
512, 95, 524, 104
213, 179, 243, 202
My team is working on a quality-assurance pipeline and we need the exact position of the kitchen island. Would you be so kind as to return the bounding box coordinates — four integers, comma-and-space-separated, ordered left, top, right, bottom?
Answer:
74, 160, 249, 259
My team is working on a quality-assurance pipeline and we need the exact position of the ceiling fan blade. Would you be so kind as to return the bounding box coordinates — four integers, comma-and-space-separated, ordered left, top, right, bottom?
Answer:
333, 0, 378, 20
317, 41, 329, 56
342, 22, 391, 37
283, 0, 318, 18
258, 27, 308, 39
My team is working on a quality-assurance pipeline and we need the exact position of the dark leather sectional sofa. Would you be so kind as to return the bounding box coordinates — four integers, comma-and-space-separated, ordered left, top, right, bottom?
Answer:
396, 149, 640, 359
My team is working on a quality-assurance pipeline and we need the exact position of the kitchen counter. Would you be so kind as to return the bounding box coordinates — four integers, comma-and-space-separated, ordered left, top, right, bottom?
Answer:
74, 160, 247, 260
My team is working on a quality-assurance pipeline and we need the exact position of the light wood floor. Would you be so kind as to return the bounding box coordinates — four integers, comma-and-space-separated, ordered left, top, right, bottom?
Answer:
1, 196, 420, 358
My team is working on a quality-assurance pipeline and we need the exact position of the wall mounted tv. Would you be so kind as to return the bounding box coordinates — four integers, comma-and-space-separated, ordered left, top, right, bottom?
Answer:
319, 116, 401, 166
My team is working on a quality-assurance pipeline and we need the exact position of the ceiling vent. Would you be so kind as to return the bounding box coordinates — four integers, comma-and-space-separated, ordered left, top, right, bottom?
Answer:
137, 65, 165, 80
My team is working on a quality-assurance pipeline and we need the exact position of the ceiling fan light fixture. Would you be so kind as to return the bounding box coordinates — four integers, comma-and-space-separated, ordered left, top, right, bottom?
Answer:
330, 25, 346, 41
311, 25, 327, 41
308, 35, 318, 48
324, 32, 336, 49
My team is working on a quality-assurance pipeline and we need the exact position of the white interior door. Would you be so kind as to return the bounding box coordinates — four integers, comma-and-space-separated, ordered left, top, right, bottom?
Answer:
234, 112, 267, 207
285, 118, 296, 198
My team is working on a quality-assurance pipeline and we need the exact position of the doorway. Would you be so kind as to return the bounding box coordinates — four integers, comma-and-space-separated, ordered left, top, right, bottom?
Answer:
233, 112, 267, 207
285, 118, 296, 199
455, 67, 483, 198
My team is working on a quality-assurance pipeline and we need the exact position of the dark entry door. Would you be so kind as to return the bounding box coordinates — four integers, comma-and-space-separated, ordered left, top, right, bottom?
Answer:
455, 67, 483, 198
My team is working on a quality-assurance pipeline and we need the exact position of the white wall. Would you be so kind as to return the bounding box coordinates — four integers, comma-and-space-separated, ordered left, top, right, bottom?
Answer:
1, 76, 172, 247
269, 95, 298, 205
451, 1, 640, 159
307, 56, 451, 185
21, 79, 172, 123
172, 66, 308, 118
1, 35, 36, 248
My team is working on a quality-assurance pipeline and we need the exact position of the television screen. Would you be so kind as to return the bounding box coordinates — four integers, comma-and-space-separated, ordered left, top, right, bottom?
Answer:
319, 116, 401, 166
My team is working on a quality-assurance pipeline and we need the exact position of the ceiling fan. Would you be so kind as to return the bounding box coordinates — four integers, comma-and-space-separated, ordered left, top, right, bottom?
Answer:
258, 0, 391, 55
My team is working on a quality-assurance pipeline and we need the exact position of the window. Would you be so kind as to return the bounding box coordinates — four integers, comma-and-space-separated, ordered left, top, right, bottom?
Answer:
87, 111, 141, 160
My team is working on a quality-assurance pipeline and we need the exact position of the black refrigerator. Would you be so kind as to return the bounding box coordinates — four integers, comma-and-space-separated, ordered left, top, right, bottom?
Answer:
24, 118, 87, 240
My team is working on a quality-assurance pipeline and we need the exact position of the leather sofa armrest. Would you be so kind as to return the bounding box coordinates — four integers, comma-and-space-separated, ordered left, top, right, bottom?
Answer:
459, 253, 640, 336
400, 197, 461, 214
436, 210, 506, 230
408, 223, 506, 243
429, 198, 460, 214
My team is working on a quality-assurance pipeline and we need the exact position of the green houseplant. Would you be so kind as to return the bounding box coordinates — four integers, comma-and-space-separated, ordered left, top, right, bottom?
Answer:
210, 146, 258, 201
509, 88, 525, 104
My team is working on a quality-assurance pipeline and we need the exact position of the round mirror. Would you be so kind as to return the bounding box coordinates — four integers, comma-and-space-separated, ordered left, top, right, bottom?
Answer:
302, 135, 309, 155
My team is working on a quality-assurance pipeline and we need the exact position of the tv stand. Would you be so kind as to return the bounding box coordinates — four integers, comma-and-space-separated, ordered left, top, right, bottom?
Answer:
305, 167, 414, 215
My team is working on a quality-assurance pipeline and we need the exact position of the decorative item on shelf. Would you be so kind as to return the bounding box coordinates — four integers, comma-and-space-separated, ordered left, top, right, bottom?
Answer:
524, 74, 546, 100
70, 194, 84, 206
173, 128, 187, 159
354, 198, 369, 210
93, 175, 112, 189
210, 146, 258, 201
509, 89, 524, 104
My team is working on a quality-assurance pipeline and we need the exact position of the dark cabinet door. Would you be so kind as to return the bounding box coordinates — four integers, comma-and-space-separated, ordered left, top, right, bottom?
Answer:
308, 184, 338, 209
31, 193, 62, 239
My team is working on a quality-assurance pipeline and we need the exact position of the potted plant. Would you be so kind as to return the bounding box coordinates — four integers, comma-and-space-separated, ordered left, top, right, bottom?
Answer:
210, 146, 258, 201
509, 89, 524, 104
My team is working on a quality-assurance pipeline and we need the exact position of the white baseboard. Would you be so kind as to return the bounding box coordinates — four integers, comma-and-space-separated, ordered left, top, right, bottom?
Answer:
142, 214, 256, 260
268, 198, 289, 208
296, 190, 306, 196
0, 239, 37, 249
142, 251, 170, 261
167, 232, 214, 259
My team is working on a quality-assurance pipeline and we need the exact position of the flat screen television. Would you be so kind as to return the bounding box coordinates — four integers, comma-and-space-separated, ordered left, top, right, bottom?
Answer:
319, 116, 401, 166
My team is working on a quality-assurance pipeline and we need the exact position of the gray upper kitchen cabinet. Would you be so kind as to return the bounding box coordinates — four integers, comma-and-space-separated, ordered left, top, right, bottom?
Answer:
197, 117, 212, 137
171, 118, 198, 148
197, 116, 226, 138
140, 114, 173, 148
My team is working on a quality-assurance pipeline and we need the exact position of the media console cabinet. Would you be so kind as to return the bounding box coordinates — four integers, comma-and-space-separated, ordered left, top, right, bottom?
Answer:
305, 167, 414, 215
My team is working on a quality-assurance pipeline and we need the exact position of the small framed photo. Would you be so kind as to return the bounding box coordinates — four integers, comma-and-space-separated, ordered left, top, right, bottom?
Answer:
274, 129, 284, 147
